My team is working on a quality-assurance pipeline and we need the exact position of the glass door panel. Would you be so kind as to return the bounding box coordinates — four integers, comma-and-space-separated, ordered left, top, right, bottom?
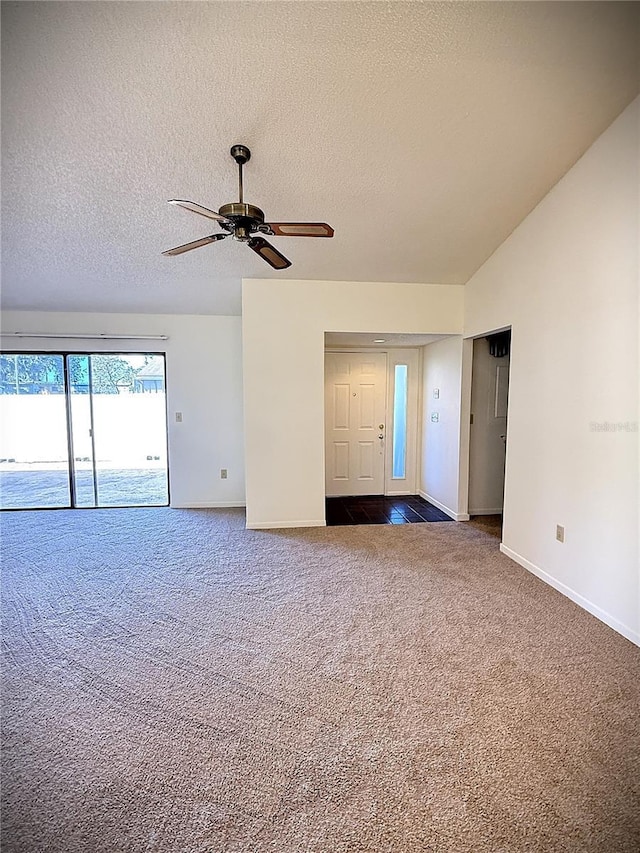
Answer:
89, 354, 169, 507
0, 354, 71, 509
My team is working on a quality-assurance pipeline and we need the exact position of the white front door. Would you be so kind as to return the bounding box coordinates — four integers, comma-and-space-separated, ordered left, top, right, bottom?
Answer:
324, 352, 387, 497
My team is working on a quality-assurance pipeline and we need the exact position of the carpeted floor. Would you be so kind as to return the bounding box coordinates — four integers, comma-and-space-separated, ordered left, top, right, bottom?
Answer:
467, 515, 502, 538
1, 508, 639, 852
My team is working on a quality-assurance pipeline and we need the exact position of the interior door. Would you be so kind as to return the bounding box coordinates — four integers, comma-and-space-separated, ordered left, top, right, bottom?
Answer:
325, 352, 387, 497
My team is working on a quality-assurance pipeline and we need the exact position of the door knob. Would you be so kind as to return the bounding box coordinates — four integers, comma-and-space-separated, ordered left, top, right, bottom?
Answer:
378, 434, 384, 440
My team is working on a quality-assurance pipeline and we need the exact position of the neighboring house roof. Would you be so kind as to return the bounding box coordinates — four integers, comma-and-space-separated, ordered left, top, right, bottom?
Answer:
135, 361, 164, 381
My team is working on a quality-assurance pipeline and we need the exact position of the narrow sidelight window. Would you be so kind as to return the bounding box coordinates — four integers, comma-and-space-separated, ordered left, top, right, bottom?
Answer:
392, 364, 408, 479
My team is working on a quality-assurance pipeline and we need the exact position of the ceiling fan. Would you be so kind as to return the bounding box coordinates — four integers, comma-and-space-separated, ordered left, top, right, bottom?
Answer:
162, 145, 334, 270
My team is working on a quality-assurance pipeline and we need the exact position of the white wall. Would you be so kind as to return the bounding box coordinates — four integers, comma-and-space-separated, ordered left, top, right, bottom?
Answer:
468, 336, 510, 514
420, 336, 469, 521
242, 280, 464, 528
464, 97, 639, 645
0, 311, 245, 508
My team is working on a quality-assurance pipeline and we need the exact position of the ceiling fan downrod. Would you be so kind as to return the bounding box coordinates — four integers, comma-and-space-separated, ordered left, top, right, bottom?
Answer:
230, 144, 251, 204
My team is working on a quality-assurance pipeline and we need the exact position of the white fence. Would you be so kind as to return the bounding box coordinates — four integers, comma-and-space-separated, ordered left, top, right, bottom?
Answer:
0, 394, 168, 469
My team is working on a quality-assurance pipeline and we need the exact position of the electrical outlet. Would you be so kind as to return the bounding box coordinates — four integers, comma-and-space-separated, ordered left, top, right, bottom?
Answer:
220, 469, 228, 479
175, 412, 183, 423
556, 525, 565, 543
433, 388, 440, 399
431, 412, 439, 423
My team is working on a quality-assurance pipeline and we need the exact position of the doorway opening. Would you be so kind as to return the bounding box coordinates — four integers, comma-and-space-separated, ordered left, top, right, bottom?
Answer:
467, 330, 511, 539
0, 352, 169, 510
324, 336, 449, 525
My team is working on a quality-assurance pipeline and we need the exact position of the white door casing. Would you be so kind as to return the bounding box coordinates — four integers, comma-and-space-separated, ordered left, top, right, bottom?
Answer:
324, 352, 387, 496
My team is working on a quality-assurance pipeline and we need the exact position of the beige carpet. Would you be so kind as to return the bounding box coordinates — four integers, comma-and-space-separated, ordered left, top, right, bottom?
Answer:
1, 508, 639, 852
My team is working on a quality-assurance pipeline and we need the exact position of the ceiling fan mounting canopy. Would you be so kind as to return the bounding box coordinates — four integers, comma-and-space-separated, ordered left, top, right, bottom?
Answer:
229, 144, 251, 165
162, 144, 334, 269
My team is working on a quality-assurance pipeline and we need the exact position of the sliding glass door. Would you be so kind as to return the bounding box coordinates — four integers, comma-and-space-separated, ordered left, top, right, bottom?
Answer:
0, 353, 169, 510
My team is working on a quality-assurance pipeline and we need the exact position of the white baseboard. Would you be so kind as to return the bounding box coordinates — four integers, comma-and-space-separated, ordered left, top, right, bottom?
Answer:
418, 490, 470, 522
246, 519, 326, 530
171, 501, 246, 509
468, 508, 504, 516
500, 544, 640, 648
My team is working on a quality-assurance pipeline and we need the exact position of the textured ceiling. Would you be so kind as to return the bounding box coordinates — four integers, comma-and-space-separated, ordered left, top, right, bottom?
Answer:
2, 1, 639, 316
325, 332, 448, 348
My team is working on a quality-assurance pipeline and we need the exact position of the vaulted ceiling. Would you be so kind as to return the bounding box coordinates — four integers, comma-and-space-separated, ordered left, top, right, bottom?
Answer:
2, 1, 639, 316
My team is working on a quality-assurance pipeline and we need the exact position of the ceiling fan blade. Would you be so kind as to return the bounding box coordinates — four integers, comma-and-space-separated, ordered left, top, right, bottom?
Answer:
162, 233, 227, 256
247, 236, 292, 269
168, 199, 230, 223
266, 222, 334, 238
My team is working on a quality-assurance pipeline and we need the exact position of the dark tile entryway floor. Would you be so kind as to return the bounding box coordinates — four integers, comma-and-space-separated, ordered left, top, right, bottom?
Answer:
326, 494, 452, 526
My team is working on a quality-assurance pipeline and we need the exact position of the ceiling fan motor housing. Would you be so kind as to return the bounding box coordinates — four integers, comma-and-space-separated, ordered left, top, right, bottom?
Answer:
218, 202, 271, 241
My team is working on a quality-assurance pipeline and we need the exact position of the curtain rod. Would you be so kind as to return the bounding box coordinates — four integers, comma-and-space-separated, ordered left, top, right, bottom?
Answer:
3, 332, 169, 341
